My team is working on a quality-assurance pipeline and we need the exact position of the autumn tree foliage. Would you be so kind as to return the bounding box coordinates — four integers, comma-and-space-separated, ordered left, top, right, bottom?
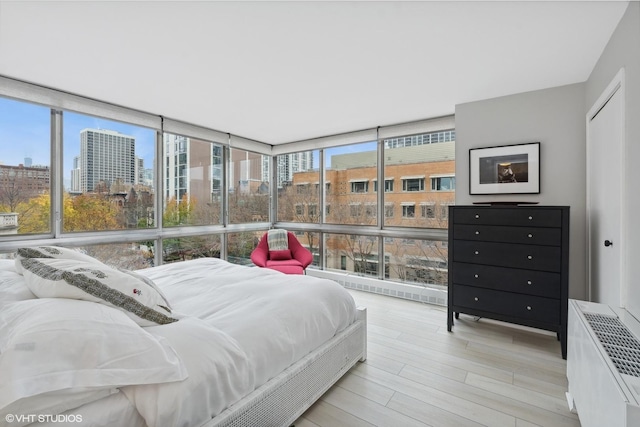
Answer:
63, 193, 124, 232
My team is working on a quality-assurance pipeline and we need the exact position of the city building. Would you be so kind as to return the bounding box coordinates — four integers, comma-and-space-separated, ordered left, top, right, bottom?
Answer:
79, 129, 136, 193
0, 163, 50, 200
288, 137, 455, 282
164, 133, 223, 204
270, 151, 314, 188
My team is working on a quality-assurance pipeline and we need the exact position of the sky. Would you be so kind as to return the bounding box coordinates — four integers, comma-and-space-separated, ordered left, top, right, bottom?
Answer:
0, 96, 379, 185
0, 97, 156, 189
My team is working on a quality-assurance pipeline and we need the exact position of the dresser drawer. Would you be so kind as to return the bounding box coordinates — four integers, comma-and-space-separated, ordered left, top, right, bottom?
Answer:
452, 208, 562, 228
453, 240, 562, 272
451, 262, 561, 298
452, 285, 560, 324
453, 224, 561, 246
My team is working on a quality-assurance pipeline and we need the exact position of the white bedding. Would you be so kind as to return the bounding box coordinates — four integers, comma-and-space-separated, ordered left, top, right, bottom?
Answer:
0, 257, 357, 427
126, 258, 357, 426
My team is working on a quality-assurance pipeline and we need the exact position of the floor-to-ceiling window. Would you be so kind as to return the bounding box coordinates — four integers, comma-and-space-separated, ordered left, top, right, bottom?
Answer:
0, 77, 454, 303
382, 130, 455, 286
0, 97, 51, 235
228, 148, 269, 224
324, 142, 377, 226
62, 112, 156, 233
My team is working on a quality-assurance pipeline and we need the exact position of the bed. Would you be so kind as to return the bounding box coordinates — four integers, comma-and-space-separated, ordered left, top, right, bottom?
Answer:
0, 250, 367, 427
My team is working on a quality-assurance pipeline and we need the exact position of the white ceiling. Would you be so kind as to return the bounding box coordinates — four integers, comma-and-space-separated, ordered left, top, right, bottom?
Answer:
0, 1, 630, 145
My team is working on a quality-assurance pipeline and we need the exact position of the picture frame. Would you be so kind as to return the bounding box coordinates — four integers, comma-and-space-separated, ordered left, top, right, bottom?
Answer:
469, 142, 540, 195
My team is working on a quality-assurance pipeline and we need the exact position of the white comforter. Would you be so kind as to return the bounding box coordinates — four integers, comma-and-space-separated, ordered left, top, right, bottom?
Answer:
124, 258, 357, 427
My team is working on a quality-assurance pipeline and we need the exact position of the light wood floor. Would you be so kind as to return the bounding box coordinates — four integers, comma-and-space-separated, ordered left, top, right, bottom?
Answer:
295, 290, 581, 427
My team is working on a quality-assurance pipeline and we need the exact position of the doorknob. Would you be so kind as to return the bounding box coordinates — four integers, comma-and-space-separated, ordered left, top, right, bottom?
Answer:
604, 240, 613, 247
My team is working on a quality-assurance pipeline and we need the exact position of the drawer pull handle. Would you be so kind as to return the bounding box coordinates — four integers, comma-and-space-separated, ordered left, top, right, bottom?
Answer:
474, 297, 479, 302
475, 214, 480, 219
475, 251, 479, 255
474, 274, 479, 278
527, 280, 532, 285
527, 255, 533, 260
528, 216, 533, 220
475, 231, 480, 235
526, 306, 532, 311
528, 233, 533, 238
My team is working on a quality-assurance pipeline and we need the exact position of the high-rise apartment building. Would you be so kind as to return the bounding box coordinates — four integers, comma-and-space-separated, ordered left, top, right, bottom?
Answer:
79, 129, 135, 193
270, 151, 314, 188
70, 156, 81, 193
164, 133, 223, 204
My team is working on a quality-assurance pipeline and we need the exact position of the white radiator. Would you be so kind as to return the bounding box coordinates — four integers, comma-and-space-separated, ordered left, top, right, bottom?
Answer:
567, 299, 640, 427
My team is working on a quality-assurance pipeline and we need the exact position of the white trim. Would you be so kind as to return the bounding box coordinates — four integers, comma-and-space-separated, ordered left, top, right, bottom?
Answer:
586, 67, 626, 305
272, 129, 378, 155
230, 134, 271, 154
400, 175, 425, 180
429, 174, 455, 179
401, 202, 415, 206
348, 178, 369, 183
163, 118, 228, 143
0, 75, 161, 130
378, 116, 455, 139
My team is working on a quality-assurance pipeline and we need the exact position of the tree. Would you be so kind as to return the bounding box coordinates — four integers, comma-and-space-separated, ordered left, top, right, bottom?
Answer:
0, 169, 27, 212
63, 193, 123, 232
163, 194, 194, 227
15, 193, 51, 234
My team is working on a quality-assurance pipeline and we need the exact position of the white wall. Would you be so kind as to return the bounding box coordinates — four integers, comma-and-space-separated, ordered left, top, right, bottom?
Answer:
453, 2, 640, 304
585, 2, 640, 317
454, 83, 587, 299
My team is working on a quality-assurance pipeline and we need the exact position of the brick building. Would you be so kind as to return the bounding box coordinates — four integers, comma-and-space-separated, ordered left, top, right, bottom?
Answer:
283, 139, 455, 284
0, 163, 50, 203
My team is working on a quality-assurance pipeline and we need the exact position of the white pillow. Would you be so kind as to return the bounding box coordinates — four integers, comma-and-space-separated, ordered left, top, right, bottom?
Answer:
14, 246, 105, 275
0, 299, 188, 416
19, 258, 177, 326
0, 266, 36, 310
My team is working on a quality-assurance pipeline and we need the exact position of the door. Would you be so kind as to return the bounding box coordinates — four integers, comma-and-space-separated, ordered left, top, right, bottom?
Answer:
587, 74, 624, 307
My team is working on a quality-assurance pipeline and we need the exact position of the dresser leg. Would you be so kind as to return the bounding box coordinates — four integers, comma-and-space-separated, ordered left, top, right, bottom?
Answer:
447, 311, 453, 331
455, 312, 459, 319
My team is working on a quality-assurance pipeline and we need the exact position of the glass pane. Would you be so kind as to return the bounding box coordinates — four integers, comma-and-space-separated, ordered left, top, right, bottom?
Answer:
0, 97, 51, 235
227, 231, 263, 266
324, 233, 379, 278
325, 142, 377, 225
63, 111, 156, 232
293, 230, 320, 268
383, 131, 455, 229
229, 148, 269, 223
384, 237, 448, 286
163, 133, 222, 227
162, 234, 221, 264
72, 242, 155, 269
277, 150, 319, 223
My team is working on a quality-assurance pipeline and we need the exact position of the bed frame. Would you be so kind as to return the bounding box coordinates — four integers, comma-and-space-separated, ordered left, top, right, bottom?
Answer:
206, 306, 367, 427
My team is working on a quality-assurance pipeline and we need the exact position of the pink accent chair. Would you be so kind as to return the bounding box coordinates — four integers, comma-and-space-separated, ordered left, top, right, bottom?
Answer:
250, 231, 313, 275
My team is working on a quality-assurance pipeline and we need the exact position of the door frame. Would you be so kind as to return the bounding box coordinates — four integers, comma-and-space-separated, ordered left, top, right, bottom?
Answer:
586, 67, 626, 304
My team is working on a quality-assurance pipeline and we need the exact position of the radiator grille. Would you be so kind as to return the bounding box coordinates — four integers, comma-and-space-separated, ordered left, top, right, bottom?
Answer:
584, 312, 640, 377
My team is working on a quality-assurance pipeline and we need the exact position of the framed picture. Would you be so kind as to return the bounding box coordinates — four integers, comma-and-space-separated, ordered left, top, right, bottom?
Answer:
469, 142, 540, 195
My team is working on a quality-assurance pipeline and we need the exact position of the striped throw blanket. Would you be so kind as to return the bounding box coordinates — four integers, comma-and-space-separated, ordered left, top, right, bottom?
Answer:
267, 229, 288, 250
